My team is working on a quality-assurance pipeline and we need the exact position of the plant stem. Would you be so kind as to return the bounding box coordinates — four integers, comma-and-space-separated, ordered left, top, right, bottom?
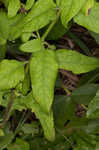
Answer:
41, 10, 61, 41
81, 104, 88, 111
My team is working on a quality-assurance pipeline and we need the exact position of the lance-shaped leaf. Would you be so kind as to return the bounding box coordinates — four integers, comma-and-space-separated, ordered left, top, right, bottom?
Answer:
59, 0, 85, 27
0, 91, 55, 141
4, 92, 55, 141
0, 10, 10, 40
24, 93, 55, 141
87, 90, 99, 118
23, 9, 56, 33
8, 0, 20, 18
31, 100, 55, 142
20, 39, 43, 53
24, 0, 35, 10
30, 49, 58, 113
23, 0, 56, 32
56, 49, 99, 74
74, 2, 99, 34
0, 60, 24, 90
24, 0, 56, 23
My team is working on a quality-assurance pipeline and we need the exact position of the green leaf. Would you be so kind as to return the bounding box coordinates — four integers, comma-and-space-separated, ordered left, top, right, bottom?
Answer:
23, 9, 56, 33
8, 14, 26, 41
17, 93, 55, 141
8, 138, 30, 150
90, 31, 99, 44
0, 129, 4, 136
21, 32, 32, 42
0, 37, 6, 45
47, 18, 68, 40
60, 0, 85, 26
74, 2, 99, 33
78, 69, 99, 86
74, 131, 96, 149
0, 92, 55, 141
24, 0, 56, 23
22, 0, 56, 32
8, 0, 20, 18
20, 39, 43, 53
0, 59, 24, 90
0, 10, 25, 41
71, 84, 99, 105
0, 133, 14, 150
24, 0, 35, 10
0, 10, 10, 40
53, 95, 75, 127
21, 123, 39, 135
32, 102, 55, 141
30, 49, 58, 113
56, 49, 99, 74
87, 90, 99, 118
81, 0, 94, 16
96, 142, 99, 150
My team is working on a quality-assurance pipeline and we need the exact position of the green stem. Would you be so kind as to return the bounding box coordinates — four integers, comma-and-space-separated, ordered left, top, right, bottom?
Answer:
41, 10, 61, 41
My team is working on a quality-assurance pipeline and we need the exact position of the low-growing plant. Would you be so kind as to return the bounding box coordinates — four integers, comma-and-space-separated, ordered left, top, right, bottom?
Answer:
0, 0, 99, 149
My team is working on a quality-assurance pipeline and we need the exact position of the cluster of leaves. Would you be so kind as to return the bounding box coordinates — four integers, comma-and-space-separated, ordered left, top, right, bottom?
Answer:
0, 0, 99, 149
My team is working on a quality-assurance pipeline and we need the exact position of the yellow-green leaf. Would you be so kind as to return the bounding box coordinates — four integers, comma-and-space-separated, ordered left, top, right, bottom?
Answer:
20, 39, 43, 53
56, 49, 99, 74
74, 2, 99, 33
30, 49, 58, 113
0, 60, 24, 90
8, 0, 20, 18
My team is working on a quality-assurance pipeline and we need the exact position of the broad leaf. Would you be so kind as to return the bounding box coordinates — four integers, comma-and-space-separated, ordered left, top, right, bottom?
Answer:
24, 0, 35, 10
8, 0, 20, 18
0, 59, 24, 90
56, 49, 99, 74
23, 9, 56, 32
0, 10, 25, 41
21, 32, 32, 42
74, 2, 99, 33
20, 39, 43, 53
32, 102, 55, 142
19, 93, 55, 141
59, 0, 85, 26
0, 10, 10, 40
47, 19, 67, 40
30, 49, 58, 113
24, 0, 56, 23
87, 90, 99, 118
53, 95, 75, 127
81, 0, 94, 16
71, 84, 99, 105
